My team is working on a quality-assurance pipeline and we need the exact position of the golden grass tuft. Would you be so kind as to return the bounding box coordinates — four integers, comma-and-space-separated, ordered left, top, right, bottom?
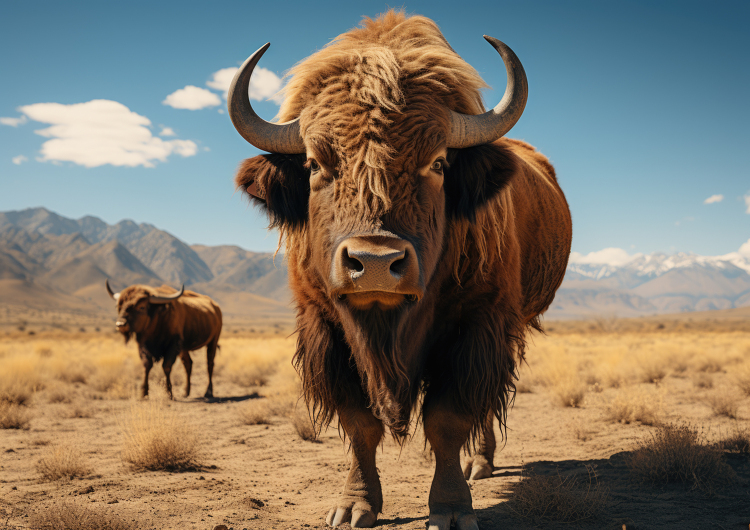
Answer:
0, 402, 32, 429
28, 502, 136, 530
36, 445, 92, 481
692, 372, 713, 389
121, 400, 202, 471
0, 355, 45, 405
735, 363, 750, 396
628, 423, 735, 493
705, 391, 741, 419
237, 400, 272, 425
292, 407, 318, 442
505, 465, 609, 522
606, 388, 660, 425
717, 425, 750, 454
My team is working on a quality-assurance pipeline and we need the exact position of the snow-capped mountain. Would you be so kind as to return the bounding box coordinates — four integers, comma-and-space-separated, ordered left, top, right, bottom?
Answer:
548, 242, 750, 318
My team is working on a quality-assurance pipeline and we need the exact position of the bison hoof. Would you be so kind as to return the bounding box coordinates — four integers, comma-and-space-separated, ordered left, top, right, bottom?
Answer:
325, 504, 377, 528
427, 509, 479, 530
204, 390, 213, 399
462, 455, 493, 480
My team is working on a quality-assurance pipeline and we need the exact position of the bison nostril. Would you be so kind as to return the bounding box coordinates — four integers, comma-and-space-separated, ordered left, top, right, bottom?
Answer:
389, 251, 408, 277
343, 249, 365, 274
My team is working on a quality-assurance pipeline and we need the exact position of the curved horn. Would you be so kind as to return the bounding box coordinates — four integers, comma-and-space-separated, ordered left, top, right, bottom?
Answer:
148, 285, 185, 305
228, 43, 305, 154
105, 279, 120, 301
447, 36, 528, 149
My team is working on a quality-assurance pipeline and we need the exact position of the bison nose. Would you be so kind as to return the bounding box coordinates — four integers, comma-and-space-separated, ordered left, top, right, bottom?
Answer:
332, 235, 421, 294
115, 321, 127, 328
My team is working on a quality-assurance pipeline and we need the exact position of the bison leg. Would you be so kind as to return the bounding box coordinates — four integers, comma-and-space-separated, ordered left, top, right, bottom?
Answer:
162, 354, 176, 399
423, 398, 479, 530
461, 410, 495, 480
139, 350, 153, 398
204, 340, 217, 398
179, 351, 192, 398
326, 405, 384, 528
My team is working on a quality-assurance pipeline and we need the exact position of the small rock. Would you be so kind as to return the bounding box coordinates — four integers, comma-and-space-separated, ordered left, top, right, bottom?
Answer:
11, 486, 17, 490
199, 476, 205, 480
77, 485, 94, 495
213, 526, 228, 530
5, 449, 15, 453
107, 499, 118, 504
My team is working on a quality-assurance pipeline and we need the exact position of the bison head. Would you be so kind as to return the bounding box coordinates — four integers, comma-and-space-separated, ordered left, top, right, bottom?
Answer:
233, 15, 526, 313
106, 280, 184, 342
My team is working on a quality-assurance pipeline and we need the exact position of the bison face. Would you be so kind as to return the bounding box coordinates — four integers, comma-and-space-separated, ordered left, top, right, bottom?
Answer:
236, 139, 519, 315
105, 282, 184, 342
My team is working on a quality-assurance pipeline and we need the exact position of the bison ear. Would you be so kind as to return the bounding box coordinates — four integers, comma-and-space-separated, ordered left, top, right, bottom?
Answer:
235, 153, 309, 228
444, 142, 520, 221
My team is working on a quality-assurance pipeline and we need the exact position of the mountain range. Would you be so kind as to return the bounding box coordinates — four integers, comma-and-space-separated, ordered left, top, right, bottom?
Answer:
0, 207, 290, 319
1, 207, 749, 320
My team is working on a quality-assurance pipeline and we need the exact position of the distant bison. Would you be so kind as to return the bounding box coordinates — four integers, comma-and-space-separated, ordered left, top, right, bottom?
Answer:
106, 280, 222, 399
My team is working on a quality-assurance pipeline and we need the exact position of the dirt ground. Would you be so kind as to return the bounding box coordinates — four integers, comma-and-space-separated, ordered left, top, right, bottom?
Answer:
1, 321, 750, 529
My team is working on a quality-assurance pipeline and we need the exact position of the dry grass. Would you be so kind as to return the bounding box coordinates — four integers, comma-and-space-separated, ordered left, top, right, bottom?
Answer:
28, 502, 136, 530
606, 388, 661, 425
705, 391, 741, 419
0, 402, 32, 429
505, 464, 608, 522
717, 426, 750, 454
292, 407, 318, 442
692, 372, 713, 388
628, 423, 736, 493
36, 445, 92, 481
735, 363, 750, 396
218, 337, 292, 388
121, 400, 203, 471
237, 400, 272, 425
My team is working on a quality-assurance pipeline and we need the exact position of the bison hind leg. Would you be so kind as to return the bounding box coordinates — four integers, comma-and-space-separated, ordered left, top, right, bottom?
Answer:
204, 340, 218, 398
179, 351, 192, 398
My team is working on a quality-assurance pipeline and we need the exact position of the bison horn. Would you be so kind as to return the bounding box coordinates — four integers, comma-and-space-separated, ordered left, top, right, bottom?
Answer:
228, 43, 305, 154
446, 36, 528, 149
148, 285, 185, 304
105, 279, 120, 301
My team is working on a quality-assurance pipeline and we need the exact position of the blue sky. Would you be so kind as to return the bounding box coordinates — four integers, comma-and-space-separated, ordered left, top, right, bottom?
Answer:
1, 0, 748, 259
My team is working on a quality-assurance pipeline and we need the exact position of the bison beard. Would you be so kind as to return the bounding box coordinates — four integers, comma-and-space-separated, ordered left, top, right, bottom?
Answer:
228, 10, 572, 530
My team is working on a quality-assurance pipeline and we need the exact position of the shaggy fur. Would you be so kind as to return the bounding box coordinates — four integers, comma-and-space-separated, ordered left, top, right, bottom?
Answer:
235, 11, 572, 444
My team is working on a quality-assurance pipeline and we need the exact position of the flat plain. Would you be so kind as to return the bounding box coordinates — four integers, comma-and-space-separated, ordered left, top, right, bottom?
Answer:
1, 310, 749, 529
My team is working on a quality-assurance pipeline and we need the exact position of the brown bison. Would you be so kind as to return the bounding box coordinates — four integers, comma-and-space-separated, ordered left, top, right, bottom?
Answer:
228, 11, 572, 530
106, 280, 222, 399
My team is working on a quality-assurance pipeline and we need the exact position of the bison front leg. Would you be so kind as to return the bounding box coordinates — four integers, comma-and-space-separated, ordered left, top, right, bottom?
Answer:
139, 348, 153, 398
462, 410, 495, 480
424, 397, 478, 530
179, 351, 192, 398
326, 405, 384, 528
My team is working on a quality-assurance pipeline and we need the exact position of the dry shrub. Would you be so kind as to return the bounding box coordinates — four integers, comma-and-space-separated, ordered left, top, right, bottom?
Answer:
122, 400, 202, 471
695, 353, 724, 373
606, 388, 660, 425
532, 359, 586, 407
692, 373, 713, 389
0, 356, 44, 405
628, 423, 735, 493
705, 391, 741, 419
570, 419, 595, 442
0, 402, 32, 429
717, 426, 750, 454
636, 353, 668, 383
551, 380, 586, 408
292, 407, 318, 442
237, 400, 271, 425
65, 403, 93, 419
28, 502, 135, 530
36, 445, 92, 481
505, 465, 608, 523
735, 363, 750, 396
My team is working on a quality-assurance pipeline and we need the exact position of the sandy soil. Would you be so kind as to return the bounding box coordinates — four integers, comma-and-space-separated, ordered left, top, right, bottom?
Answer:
1, 328, 749, 530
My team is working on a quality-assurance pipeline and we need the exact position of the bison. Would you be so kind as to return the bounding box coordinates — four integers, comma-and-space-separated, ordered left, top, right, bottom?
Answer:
228, 11, 572, 530
106, 280, 222, 399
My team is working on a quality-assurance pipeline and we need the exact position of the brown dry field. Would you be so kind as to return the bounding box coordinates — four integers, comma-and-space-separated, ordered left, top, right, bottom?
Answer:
1, 310, 750, 529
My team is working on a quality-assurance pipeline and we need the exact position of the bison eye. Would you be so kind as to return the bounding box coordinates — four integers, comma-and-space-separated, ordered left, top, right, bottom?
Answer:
309, 159, 320, 172
430, 159, 444, 172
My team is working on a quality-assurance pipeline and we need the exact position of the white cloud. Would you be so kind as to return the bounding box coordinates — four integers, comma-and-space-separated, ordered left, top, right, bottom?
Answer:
19, 99, 197, 168
159, 126, 176, 136
569, 247, 640, 267
12, 155, 28, 165
739, 238, 750, 257
745, 193, 750, 214
206, 66, 284, 104
703, 194, 723, 204
163, 86, 221, 110
0, 115, 28, 127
